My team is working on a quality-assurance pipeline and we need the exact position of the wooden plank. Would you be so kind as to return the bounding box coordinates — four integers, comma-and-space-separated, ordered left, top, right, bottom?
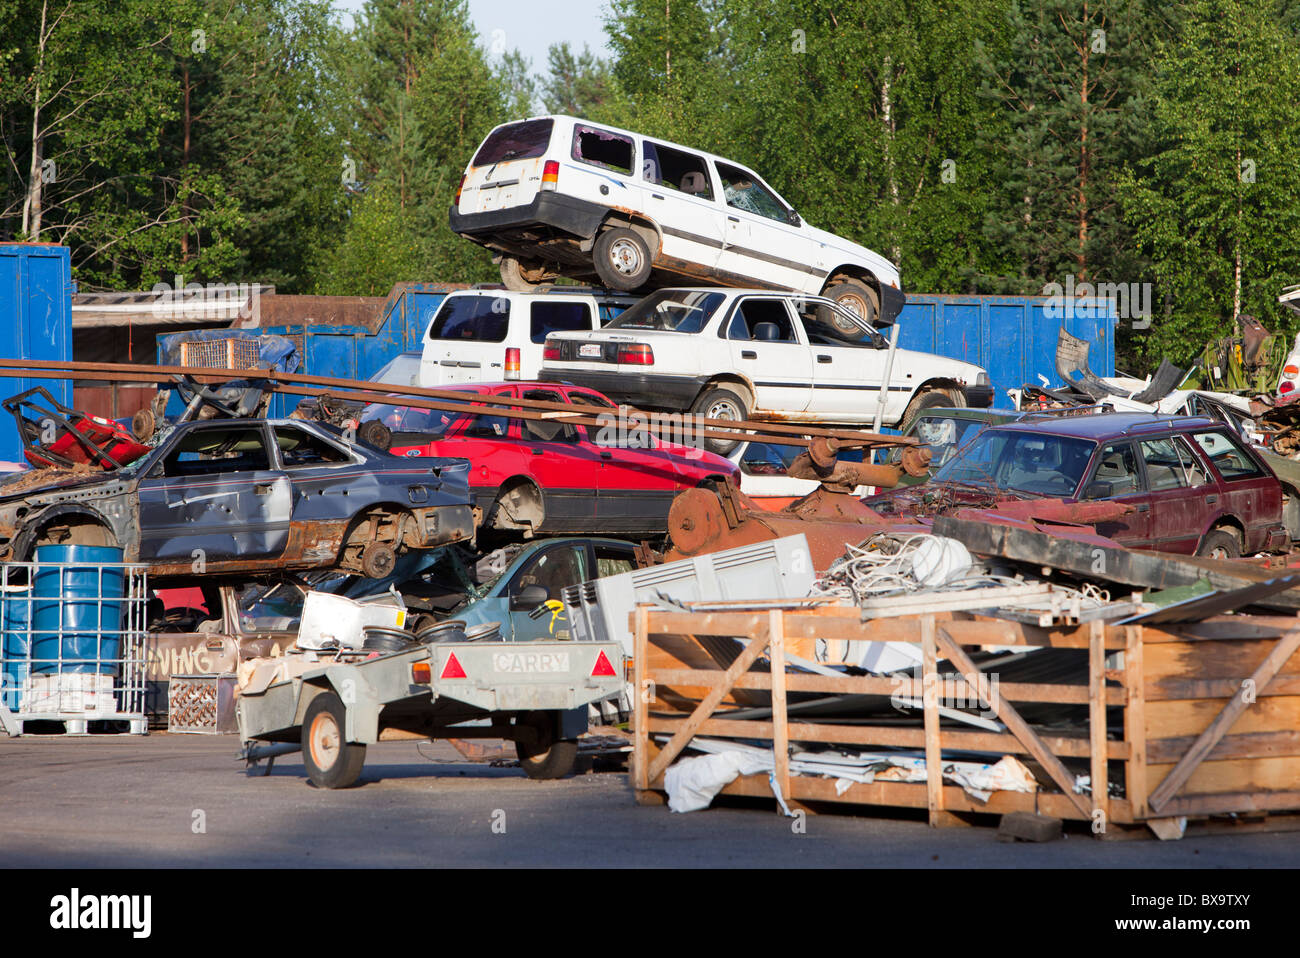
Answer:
633, 605, 650, 792
1140, 620, 1287, 642
1124, 625, 1149, 818
1089, 620, 1109, 827
1148, 729, 1300, 764
1156, 788, 1300, 818
644, 622, 772, 785
1148, 628, 1300, 812
1146, 675, 1300, 702
647, 667, 1125, 705
922, 616, 945, 826
642, 716, 1131, 760
1144, 638, 1300, 682
1146, 757, 1300, 801
1147, 696, 1300, 740
935, 626, 1094, 818
769, 610, 791, 812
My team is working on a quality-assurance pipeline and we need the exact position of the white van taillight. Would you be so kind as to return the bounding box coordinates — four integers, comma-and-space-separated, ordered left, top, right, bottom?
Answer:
617, 343, 654, 365
454, 173, 466, 206
541, 160, 559, 192
505, 347, 521, 379
543, 341, 562, 361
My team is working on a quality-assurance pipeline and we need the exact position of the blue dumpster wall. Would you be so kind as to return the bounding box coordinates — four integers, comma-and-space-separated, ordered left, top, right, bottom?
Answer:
0, 244, 74, 463
896, 293, 1117, 405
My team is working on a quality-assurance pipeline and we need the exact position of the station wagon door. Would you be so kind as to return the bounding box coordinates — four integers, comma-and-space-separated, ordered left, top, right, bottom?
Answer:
1189, 429, 1278, 550
1136, 436, 1212, 554
723, 296, 813, 415
1078, 440, 1154, 548
640, 139, 726, 276
136, 424, 291, 563
713, 160, 820, 292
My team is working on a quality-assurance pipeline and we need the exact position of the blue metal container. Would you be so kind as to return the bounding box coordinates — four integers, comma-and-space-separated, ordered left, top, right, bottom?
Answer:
0, 243, 74, 463
896, 293, 1117, 406
1, 586, 32, 709
31, 545, 125, 675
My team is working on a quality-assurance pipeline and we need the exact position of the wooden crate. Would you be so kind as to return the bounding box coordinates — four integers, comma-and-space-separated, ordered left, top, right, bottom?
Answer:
630, 604, 1300, 838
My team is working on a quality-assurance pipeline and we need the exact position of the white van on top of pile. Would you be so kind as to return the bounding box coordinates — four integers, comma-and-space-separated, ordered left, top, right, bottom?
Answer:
449, 115, 906, 328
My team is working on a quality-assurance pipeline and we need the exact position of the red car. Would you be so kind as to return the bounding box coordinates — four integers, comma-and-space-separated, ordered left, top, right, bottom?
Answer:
359, 381, 739, 535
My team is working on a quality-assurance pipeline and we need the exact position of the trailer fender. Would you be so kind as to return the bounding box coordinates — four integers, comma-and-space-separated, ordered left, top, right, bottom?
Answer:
292, 668, 381, 744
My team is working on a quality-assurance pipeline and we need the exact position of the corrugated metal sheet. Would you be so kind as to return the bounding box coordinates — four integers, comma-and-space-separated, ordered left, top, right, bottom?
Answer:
0, 243, 73, 462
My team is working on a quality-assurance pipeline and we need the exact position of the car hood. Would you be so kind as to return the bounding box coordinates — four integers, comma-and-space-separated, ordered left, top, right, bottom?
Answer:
0, 467, 116, 502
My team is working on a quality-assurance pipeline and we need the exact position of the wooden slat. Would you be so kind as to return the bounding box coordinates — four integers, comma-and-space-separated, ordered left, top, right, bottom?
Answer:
1148, 629, 1300, 812
1154, 788, 1300, 818
922, 616, 944, 825
1144, 638, 1300, 682
1124, 625, 1149, 818
935, 627, 1094, 818
633, 606, 650, 792
769, 610, 791, 811
1146, 696, 1300, 739
1148, 729, 1300, 764
1089, 620, 1109, 826
646, 667, 1125, 705
644, 622, 772, 785
642, 716, 1130, 759
1146, 675, 1300, 702
1146, 756, 1300, 800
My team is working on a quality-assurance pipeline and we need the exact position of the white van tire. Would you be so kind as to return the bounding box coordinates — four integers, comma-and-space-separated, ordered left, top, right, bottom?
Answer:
500, 256, 543, 291
823, 278, 880, 329
593, 228, 653, 291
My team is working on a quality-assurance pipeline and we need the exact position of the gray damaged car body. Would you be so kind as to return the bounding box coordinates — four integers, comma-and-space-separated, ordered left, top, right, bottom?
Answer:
0, 419, 475, 578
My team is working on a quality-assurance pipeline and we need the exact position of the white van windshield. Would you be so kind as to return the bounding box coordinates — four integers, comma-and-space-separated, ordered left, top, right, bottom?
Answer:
472, 119, 554, 167
607, 290, 727, 333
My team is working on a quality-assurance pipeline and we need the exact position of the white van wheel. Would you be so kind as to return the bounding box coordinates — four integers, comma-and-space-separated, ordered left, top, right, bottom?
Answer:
822, 278, 880, 330
593, 228, 653, 290
500, 257, 545, 291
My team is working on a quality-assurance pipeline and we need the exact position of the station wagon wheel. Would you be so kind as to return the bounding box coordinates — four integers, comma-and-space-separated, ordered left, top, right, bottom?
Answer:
592, 227, 653, 291
301, 692, 367, 789
1196, 528, 1241, 560
821, 278, 880, 332
690, 385, 749, 456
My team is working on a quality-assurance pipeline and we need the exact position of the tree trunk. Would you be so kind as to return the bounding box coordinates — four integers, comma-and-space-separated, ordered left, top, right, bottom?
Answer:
881, 56, 901, 264
22, 0, 50, 241
1077, 3, 1090, 283
180, 63, 191, 262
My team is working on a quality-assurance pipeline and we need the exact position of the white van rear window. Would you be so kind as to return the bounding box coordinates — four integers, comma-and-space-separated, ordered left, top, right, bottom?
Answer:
428, 297, 510, 343
530, 302, 592, 343
471, 119, 554, 167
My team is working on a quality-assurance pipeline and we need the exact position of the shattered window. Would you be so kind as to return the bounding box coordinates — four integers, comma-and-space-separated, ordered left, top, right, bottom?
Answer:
642, 141, 714, 199
273, 426, 351, 468
715, 161, 790, 222
572, 125, 633, 175
508, 544, 587, 598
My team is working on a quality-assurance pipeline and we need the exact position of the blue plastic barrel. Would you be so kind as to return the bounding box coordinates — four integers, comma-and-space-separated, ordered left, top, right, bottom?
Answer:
31, 545, 125, 675
1, 586, 31, 709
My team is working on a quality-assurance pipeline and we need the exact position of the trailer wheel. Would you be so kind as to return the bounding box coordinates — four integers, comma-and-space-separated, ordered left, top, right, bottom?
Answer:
515, 711, 579, 780
301, 692, 366, 789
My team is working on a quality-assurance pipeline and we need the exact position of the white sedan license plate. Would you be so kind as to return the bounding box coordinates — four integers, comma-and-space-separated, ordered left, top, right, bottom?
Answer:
493, 651, 570, 674
578, 343, 602, 358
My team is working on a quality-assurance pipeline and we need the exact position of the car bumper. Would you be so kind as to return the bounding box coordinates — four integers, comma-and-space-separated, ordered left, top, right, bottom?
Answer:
964, 385, 995, 408
879, 284, 906, 326
538, 368, 708, 410
449, 193, 608, 241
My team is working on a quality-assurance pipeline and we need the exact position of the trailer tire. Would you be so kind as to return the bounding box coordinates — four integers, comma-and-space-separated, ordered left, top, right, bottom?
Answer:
301, 692, 366, 789
515, 711, 579, 780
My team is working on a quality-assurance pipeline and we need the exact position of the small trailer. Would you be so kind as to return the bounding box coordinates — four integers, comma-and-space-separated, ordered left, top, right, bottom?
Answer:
237, 637, 625, 788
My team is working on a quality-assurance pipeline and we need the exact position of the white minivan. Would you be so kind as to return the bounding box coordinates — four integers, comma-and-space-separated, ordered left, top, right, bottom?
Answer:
419, 288, 633, 387
449, 115, 907, 328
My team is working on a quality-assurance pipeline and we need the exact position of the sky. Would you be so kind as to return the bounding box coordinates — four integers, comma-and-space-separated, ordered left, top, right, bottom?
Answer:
332, 0, 615, 81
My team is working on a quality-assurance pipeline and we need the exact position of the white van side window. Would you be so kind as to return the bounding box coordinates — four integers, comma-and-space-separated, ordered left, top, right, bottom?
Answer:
643, 141, 714, 200
572, 125, 633, 175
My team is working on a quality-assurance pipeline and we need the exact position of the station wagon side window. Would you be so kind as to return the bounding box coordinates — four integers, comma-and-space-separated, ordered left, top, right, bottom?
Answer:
642, 141, 715, 200
530, 301, 592, 343
520, 389, 579, 443
272, 426, 352, 468
725, 298, 799, 343
1082, 441, 1142, 499
1139, 437, 1206, 490
715, 162, 790, 222
572, 124, 633, 175
157, 426, 272, 478
1191, 430, 1263, 481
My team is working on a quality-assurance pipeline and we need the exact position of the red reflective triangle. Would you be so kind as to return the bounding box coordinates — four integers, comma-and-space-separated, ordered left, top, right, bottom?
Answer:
440, 652, 467, 679
590, 649, 617, 677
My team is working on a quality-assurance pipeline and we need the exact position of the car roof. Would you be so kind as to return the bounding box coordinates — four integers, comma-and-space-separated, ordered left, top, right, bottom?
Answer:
987, 412, 1223, 440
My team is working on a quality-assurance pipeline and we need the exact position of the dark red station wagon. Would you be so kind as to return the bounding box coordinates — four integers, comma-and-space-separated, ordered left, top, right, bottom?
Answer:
359, 381, 739, 536
866, 412, 1289, 557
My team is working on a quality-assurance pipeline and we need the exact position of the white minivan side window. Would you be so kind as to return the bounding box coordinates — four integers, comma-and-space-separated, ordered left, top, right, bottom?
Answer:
571, 124, 634, 175
642, 141, 714, 200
